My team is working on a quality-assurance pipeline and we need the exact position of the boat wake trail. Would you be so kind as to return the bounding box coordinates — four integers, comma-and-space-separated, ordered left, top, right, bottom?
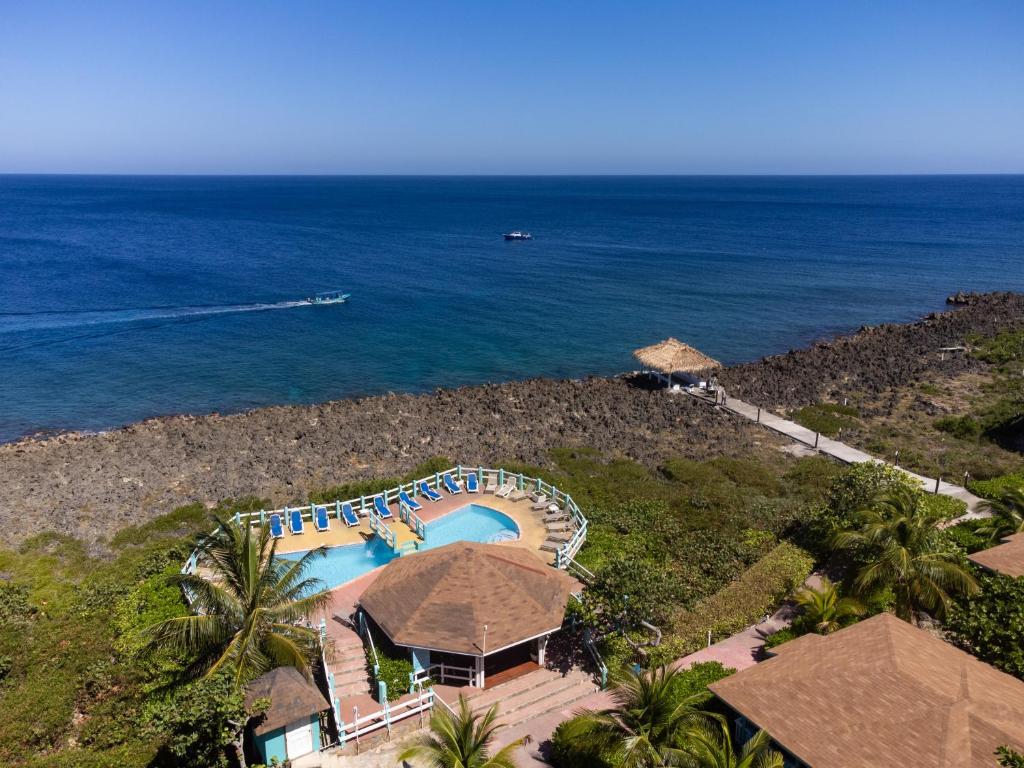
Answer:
0, 300, 312, 354
0, 300, 310, 335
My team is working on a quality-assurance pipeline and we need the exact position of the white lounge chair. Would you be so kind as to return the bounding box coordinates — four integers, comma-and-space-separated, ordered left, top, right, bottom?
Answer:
495, 482, 515, 498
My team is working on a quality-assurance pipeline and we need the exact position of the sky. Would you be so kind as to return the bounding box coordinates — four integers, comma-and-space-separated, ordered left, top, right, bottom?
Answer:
1, 1, 1022, 174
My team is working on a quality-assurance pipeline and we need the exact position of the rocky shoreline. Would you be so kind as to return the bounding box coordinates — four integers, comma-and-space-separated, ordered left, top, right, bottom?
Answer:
1, 292, 1020, 549
719, 292, 1024, 410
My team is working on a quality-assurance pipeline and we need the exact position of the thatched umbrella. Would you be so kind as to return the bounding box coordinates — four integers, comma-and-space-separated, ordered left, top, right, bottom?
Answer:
633, 338, 720, 386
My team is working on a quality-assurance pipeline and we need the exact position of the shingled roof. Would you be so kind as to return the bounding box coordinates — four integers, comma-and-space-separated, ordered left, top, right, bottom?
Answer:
709, 613, 1024, 767
358, 542, 578, 656
245, 666, 331, 736
968, 532, 1024, 578
633, 338, 721, 373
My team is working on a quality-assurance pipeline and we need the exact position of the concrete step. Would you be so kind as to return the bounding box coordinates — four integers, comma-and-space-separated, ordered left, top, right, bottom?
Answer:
498, 671, 592, 715
497, 677, 596, 729
469, 670, 559, 711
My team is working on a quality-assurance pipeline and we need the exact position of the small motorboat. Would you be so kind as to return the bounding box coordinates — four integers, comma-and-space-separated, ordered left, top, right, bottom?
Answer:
503, 231, 533, 241
305, 290, 351, 305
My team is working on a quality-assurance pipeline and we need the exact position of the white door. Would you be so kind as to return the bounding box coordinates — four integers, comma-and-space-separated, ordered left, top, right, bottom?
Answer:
285, 718, 314, 758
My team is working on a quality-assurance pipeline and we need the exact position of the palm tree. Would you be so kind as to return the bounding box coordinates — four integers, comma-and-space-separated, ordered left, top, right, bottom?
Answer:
398, 695, 520, 768
793, 577, 865, 635
831, 488, 979, 624
572, 665, 714, 767
680, 720, 783, 768
976, 486, 1024, 543
144, 514, 331, 688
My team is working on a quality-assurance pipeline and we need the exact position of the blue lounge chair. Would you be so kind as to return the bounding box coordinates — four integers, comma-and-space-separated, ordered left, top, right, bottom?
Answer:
269, 513, 284, 539
418, 481, 442, 502
465, 473, 479, 493
398, 490, 422, 512
373, 495, 393, 519
314, 506, 330, 532
289, 508, 305, 534
442, 473, 462, 494
341, 502, 359, 527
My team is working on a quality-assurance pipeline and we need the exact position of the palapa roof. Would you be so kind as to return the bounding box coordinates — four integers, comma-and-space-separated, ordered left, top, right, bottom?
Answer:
245, 666, 331, 736
709, 613, 1024, 767
968, 532, 1024, 578
359, 541, 578, 656
633, 337, 721, 373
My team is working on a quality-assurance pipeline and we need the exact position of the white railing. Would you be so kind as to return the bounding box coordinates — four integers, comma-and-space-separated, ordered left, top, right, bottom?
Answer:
339, 685, 435, 747
184, 465, 589, 596
399, 503, 427, 540
367, 509, 396, 550
416, 661, 477, 687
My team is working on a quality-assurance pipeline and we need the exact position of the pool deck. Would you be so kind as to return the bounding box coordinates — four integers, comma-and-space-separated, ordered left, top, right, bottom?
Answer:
273, 490, 550, 562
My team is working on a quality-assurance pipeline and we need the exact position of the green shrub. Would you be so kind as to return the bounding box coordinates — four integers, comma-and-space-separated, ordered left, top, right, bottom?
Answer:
366, 634, 414, 702
762, 626, 798, 650
670, 542, 814, 654
918, 493, 967, 520
971, 329, 1024, 367
946, 573, 1024, 680
969, 472, 1024, 501
941, 520, 991, 555
935, 415, 983, 440
550, 716, 613, 768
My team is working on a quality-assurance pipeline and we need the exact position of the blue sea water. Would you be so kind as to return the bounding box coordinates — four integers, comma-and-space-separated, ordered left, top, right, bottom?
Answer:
1, 175, 1022, 443
279, 503, 519, 588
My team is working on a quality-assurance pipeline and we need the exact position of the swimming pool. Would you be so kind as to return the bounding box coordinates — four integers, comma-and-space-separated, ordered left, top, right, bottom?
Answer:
279, 503, 520, 589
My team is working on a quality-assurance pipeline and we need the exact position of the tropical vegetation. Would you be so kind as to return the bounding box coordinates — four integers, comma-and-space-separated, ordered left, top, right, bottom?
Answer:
551, 664, 785, 768
142, 514, 331, 688
398, 695, 520, 768
946, 572, 1024, 681
976, 485, 1024, 543
831, 487, 979, 623
791, 577, 865, 635
680, 720, 783, 768
569, 666, 719, 767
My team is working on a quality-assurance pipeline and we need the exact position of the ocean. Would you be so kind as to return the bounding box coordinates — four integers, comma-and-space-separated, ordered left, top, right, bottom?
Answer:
1, 175, 1022, 443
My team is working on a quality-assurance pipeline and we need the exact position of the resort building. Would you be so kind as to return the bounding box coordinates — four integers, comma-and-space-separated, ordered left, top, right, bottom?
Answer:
968, 532, 1024, 578
709, 613, 1024, 767
245, 666, 332, 764
358, 541, 580, 688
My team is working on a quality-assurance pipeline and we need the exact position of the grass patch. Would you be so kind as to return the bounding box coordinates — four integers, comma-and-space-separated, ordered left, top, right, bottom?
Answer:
791, 402, 860, 438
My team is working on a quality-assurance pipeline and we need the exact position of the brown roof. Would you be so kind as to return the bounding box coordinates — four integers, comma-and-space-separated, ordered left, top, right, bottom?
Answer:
245, 666, 331, 736
633, 338, 721, 373
709, 613, 1024, 768
358, 542, 578, 656
968, 532, 1024, 577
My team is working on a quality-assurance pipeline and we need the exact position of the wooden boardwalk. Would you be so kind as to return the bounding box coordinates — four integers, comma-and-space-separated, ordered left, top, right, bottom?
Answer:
687, 391, 985, 516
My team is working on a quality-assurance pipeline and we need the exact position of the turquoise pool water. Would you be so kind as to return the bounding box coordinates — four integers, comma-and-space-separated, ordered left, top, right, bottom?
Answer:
279, 503, 520, 589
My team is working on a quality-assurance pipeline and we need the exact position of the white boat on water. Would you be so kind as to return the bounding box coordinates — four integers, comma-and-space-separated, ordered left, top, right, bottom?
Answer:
305, 290, 351, 305
503, 231, 532, 241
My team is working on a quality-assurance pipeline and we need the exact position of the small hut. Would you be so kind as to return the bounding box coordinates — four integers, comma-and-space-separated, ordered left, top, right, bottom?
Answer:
633, 338, 721, 388
245, 666, 331, 764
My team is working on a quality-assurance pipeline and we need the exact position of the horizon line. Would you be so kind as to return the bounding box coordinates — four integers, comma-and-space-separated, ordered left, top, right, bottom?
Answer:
2, 171, 1024, 178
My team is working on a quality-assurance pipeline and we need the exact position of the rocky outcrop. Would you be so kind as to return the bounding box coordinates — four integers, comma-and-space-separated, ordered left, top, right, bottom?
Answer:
717, 292, 1024, 410
0, 376, 762, 548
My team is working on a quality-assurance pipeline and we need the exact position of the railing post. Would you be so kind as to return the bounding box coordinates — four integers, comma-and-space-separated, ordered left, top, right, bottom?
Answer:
499, 468, 505, 486
335, 500, 341, 520
518, 472, 524, 490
